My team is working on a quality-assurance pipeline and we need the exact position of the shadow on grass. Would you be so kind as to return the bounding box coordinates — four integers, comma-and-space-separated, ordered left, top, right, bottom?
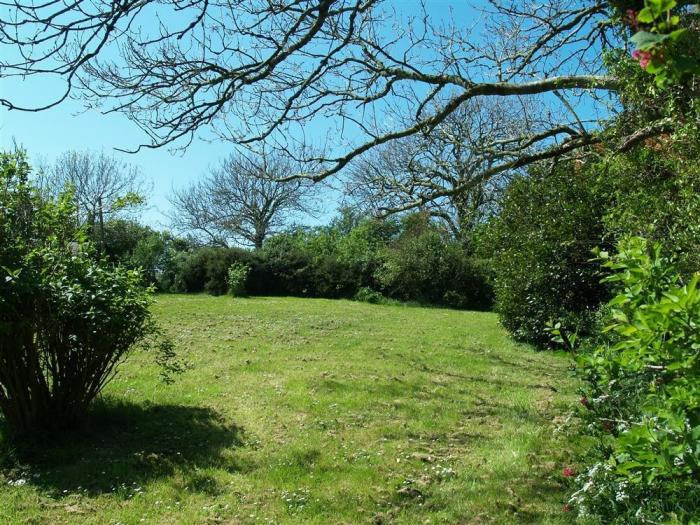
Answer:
0, 398, 245, 497
418, 361, 560, 394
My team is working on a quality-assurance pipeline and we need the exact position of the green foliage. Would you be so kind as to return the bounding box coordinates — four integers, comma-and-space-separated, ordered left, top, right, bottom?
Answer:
480, 163, 610, 347
572, 238, 700, 523
353, 286, 386, 304
378, 218, 493, 310
99, 219, 194, 289
112, 190, 146, 211
482, 115, 700, 348
600, 136, 700, 277
257, 213, 491, 308
256, 240, 321, 296
226, 262, 250, 297
166, 247, 258, 296
0, 152, 176, 434
200, 250, 237, 296
334, 218, 399, 279
258, 216, 399, 296
163, 212, 491, 310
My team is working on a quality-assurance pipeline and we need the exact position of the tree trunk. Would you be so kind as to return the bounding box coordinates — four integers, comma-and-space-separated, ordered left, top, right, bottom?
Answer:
253, 225, 265, 250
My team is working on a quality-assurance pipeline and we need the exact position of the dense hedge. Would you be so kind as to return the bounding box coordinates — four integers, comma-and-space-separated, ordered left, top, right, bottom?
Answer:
0, 153, 172, 434
153, 213, 493, 310
481, 137, 700, 347
378, 228, 493, 310
479, 163, 611, 346
571, 239, 700, 523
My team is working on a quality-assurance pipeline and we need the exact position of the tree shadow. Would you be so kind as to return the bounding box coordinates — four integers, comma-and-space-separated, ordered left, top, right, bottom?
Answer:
419, 362, 560, 395
0, 398, 246, 497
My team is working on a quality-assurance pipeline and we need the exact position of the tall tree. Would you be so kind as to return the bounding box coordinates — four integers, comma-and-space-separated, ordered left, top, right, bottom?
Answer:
169, 152, 317, 248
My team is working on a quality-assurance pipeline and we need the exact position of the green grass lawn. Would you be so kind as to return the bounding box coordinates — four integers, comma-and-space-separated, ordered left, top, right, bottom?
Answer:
0, 295, 580, 524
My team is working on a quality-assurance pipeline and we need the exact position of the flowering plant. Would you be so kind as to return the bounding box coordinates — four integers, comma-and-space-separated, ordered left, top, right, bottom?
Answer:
621, 0, 700, 85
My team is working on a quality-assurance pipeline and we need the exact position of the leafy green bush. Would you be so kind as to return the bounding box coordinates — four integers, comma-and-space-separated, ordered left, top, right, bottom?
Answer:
377, 215, 493, 310
173, 248, 209, 292
354, 287, 386, 304
480, 163, 611, 346
256, 244, 317, 296
0, 152, 175, 434
258, 218, 394, 296
202, 249, 236, 296
168, 247, 259, 295
159, 212, 491, 309
481, 126, 700, 348
600, 143, 700, 278
309, 255, 362, 299
227, 262, 250, 297
617, 0, 700, 86
571, 238, 700, 523
334, 217, 399, 288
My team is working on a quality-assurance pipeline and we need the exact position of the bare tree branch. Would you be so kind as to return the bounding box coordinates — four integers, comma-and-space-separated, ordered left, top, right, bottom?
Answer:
0, 0, 628, 209
346, 97, 531, 241
616, 117, 675, 152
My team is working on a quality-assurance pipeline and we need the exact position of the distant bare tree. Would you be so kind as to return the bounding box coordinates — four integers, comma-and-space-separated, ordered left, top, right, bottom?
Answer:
169, 152, 318, 249
346, 98, 532, 244
42, 151, 148, 246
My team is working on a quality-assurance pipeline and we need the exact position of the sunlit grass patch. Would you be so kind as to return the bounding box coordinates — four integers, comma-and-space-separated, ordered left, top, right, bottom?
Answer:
0, 295, 580, 524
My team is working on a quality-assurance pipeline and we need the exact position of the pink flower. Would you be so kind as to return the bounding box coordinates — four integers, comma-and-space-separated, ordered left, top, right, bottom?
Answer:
632, 49, 652, 69
562, 467, 575, 478
625, 9, 640, 31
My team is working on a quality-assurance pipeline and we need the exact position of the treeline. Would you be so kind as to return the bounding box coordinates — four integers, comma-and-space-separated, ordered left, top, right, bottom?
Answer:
101, 211, 493, 311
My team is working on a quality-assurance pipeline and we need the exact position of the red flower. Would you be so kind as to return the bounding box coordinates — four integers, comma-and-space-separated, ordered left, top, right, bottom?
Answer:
632, 49, 652, 69
562, 467, 575, 478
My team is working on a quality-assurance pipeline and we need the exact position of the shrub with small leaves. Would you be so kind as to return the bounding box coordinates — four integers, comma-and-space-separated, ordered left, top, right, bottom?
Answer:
480, 162, 610, 347
354, 286, 385, 304
377, 220, 493, 311
0, 152, 179, 434
227, 261, 250, 297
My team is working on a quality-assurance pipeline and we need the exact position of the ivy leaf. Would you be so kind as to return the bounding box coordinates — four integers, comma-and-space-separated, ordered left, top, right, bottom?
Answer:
647, 0, 677, 16
692, 425, 700, 441
656, 0, 677, 12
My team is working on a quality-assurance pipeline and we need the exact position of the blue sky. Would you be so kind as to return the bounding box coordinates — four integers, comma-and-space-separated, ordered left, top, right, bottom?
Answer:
0, 1, 486, 229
